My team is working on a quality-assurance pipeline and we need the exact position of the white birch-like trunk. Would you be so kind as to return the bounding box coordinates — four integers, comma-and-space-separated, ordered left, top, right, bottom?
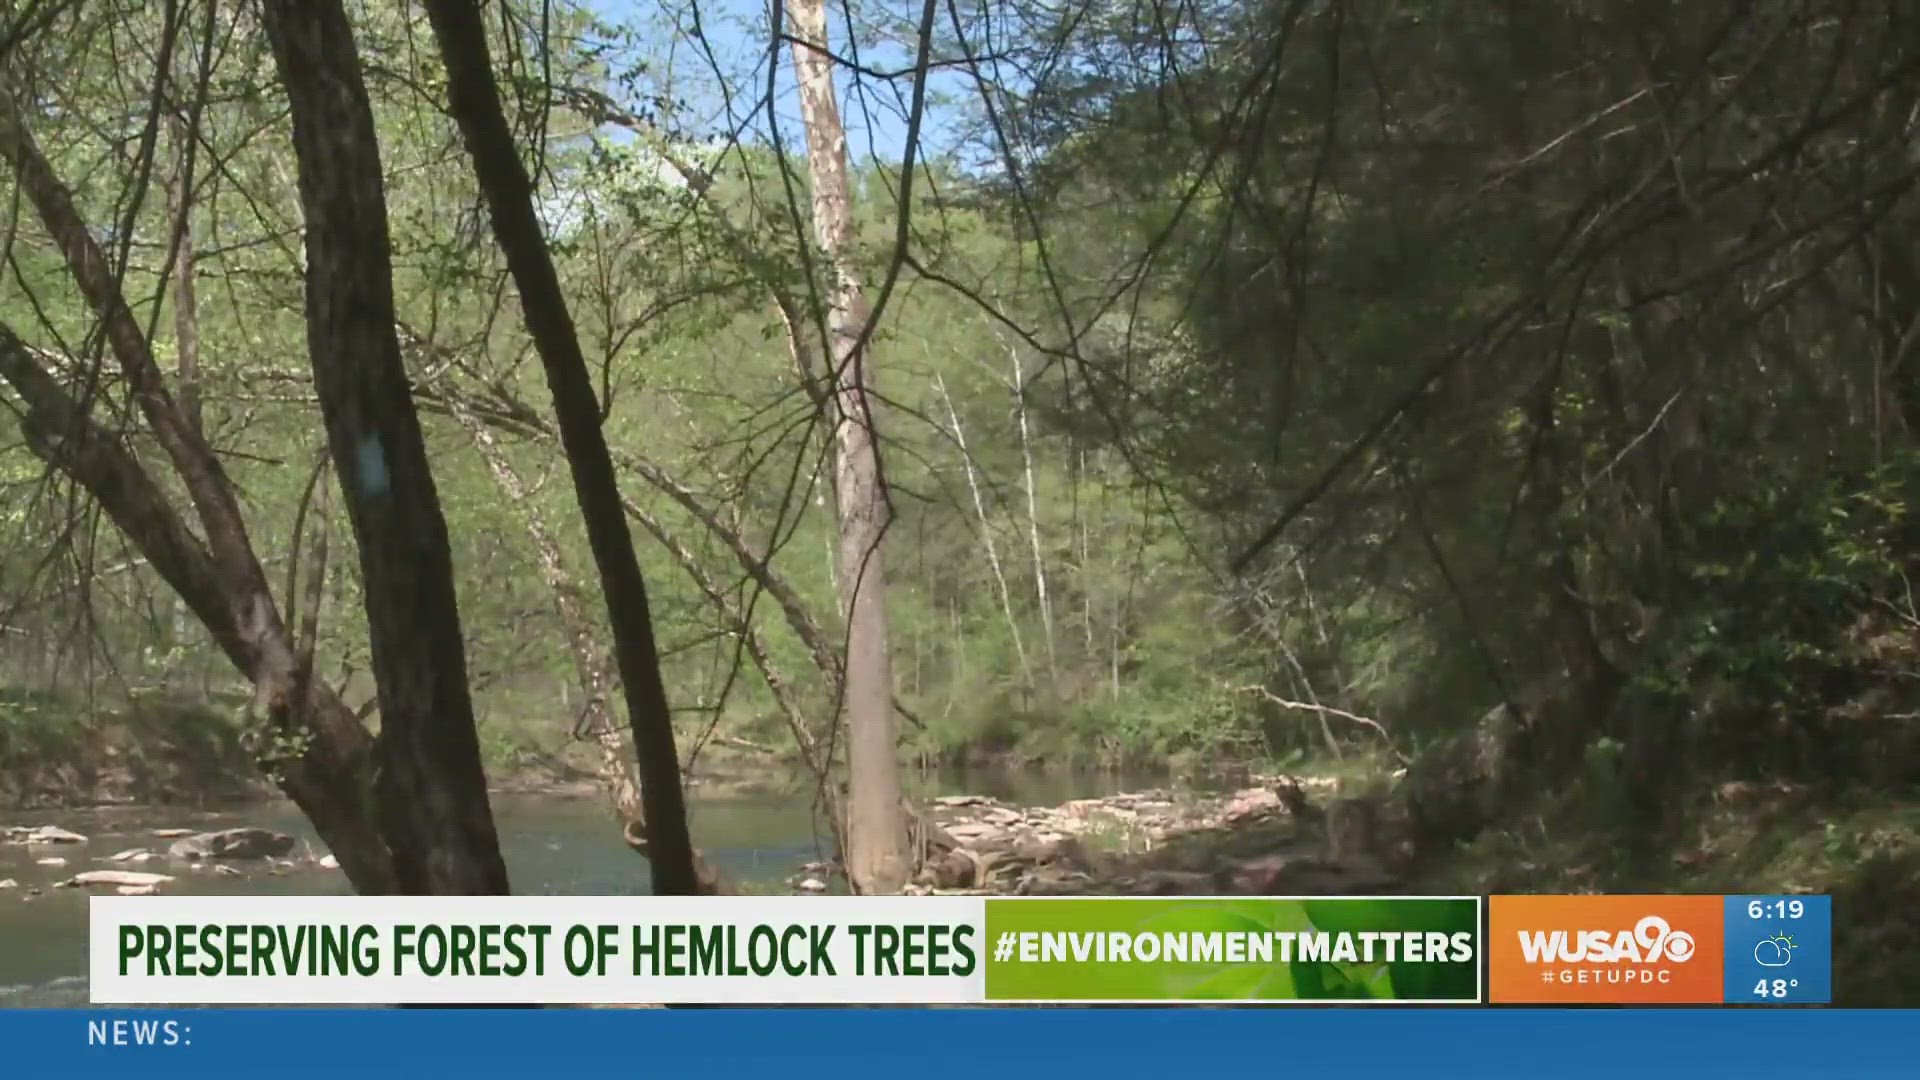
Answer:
1007, 346, 1055, 674
935, 371, 1030, 687
786, 0, 907, 894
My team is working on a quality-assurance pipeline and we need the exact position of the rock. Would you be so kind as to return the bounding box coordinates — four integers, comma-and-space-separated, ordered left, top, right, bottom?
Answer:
944, 821, 1000, 843
5, 824, 88, 844
1220, 787, 1284, 824
0, 878, 16, 889
1011, 835, 1085, 864
168, 828, 296, 861
35, 856, 67, 867
150, 828, 195, 838
932, 795, 995, 808
106, 848, 152, 863
66, 870, 174, 889
116, 885, 158, 896
918, 849, 980, 890
796, 877, 827, 893
317, 854, 339, 870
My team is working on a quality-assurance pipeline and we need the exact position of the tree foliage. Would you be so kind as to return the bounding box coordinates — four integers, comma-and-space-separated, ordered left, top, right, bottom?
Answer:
1, 0, 1915, 889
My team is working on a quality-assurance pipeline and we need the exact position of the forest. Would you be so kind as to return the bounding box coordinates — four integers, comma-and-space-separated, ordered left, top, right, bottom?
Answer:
0, 0, 1915, 992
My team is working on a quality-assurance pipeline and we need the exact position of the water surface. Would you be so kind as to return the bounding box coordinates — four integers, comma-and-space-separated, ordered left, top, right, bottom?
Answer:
0, 770, 1165, 1005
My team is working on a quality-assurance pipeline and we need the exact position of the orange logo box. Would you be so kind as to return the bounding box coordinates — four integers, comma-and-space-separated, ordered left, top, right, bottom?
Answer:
1489, 895, 1724, 1003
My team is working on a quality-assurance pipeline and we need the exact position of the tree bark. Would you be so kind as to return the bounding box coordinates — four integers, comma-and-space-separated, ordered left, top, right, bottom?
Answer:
786, 0, 909, 894
261, 0, 509, 895
419, 0, 700, 895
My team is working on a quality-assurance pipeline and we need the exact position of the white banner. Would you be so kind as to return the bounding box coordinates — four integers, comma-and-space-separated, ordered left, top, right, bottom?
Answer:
90, 895, 987, 1005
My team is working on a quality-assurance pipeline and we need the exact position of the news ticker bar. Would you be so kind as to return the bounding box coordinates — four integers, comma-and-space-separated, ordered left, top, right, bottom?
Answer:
87, 892, 1832, 1006
20, 1010, 1909, 1080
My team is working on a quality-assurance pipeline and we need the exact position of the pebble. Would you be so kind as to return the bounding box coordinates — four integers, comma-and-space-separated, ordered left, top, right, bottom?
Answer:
3, 824, 88, 844
66, 870, 175, 889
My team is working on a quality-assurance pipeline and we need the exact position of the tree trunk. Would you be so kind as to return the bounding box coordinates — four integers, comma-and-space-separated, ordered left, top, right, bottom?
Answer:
449, 400, 740, 894
451, 405, 642, 831
617, 491, 848, 867
786, 0, 909, 894
1007, 345, 1056, 675
419, 0, 700, 895
261, 0, 509, 895
935, 371, 1030, 687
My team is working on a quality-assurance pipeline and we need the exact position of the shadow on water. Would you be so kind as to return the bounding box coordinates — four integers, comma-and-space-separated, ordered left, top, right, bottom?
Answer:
0, 768, 1170, 1005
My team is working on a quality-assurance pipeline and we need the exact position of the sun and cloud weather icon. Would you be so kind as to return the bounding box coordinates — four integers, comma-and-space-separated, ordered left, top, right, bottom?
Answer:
1753, 934, 1796, 968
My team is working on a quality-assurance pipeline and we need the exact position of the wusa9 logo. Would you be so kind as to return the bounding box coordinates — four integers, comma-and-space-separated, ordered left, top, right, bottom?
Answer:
1489, 896, 1724, 1003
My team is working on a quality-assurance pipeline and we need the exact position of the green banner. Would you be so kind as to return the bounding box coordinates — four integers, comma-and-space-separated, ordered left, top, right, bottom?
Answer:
982, 896, 1481, 1002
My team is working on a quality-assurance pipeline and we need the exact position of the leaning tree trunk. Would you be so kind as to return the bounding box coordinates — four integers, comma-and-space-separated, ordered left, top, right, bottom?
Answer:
786, 0, 909, 894
0, 326, 399, 894
261, 0, 509, 895
449, 400, 739, 894
420, 0, 700, 894
0, 75, 405, 894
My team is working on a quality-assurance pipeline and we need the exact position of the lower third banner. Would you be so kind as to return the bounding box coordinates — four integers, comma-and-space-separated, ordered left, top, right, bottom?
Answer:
89, 894, 1482, 1005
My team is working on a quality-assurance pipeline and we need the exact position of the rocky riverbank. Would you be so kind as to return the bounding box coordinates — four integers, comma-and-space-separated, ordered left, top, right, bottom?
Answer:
785, 772, 1411, 898
8, 771, 1408, 903
0, 823, 334, 898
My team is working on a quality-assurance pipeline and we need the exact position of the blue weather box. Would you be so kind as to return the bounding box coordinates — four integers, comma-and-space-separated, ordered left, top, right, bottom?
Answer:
1723, 894, 1832, 1004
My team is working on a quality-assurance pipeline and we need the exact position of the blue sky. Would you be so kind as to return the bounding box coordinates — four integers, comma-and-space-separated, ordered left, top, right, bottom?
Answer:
585, 0, 971, 169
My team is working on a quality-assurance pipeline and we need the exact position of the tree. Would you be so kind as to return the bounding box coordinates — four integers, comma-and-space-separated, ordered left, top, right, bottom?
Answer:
259, 0, 508, 894
0, 0, 526, 895
785, 0, 909, 894
419, 0, 700, 894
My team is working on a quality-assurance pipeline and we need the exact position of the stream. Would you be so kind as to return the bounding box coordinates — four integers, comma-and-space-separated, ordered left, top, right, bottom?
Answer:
0, 771, 1164, 1006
